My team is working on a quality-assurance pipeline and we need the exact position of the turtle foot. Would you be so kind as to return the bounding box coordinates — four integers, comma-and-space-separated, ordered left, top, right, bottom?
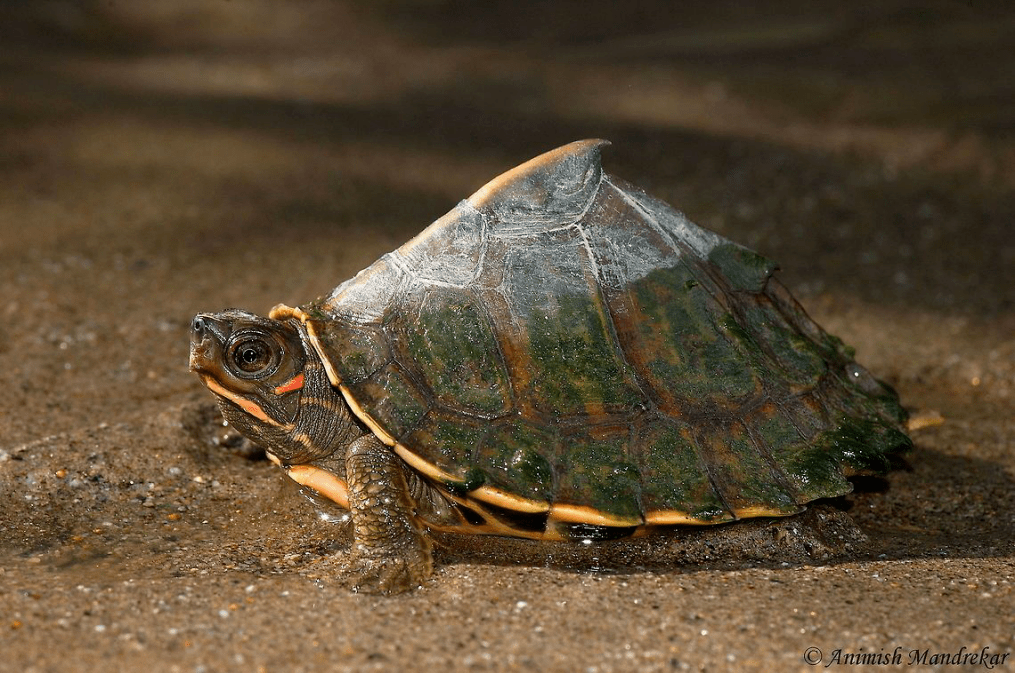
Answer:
346, 552, 432, 595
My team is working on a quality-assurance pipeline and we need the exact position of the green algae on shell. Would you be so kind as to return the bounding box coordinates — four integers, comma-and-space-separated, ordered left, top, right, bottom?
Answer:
289, 139, 910, 540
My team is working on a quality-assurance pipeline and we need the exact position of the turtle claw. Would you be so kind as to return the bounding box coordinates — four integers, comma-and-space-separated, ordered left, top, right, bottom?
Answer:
347, 553, 430, 595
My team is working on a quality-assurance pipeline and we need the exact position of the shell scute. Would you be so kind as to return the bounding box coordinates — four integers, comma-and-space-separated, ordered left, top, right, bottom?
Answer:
814, 417, 910, 477
310, 318, 389, 384
390, 286, 512, 417
350, 363, 428, 441
782, 391, 834, 440
616, 179, 725, 260
824, 369, 907, 432
583, 180, 681, 289
501, 229, 644, 419
324, 254, 406, 323
395, 201, 487, 286
626, 263, 764, 408
303, 140, 911, 533
747, 403, 850, 502
738, 296, 828, 390
469, 139, 607, 234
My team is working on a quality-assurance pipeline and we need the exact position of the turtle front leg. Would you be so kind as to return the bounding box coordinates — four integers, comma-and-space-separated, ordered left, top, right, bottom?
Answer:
344, 434, 432, 594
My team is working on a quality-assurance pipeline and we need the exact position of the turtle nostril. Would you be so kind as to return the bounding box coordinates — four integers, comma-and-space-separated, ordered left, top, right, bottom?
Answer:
192, 316, 206, 333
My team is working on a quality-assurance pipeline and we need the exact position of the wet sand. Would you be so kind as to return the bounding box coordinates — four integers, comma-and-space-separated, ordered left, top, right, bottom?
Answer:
1, 2, 1013, 671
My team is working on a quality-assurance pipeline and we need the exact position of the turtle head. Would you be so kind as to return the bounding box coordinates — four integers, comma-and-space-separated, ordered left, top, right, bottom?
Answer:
189, 309, 358, 465
189, 309, 308, 436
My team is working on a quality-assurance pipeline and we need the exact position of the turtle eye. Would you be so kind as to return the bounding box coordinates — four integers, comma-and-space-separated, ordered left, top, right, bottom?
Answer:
228, 336, 280, 378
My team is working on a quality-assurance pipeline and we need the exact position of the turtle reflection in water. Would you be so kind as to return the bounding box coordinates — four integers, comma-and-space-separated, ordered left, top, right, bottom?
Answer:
189, 140, 911, 594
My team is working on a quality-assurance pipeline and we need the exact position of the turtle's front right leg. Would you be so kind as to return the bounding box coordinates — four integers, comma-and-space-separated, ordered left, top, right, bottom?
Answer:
344, 434, 432, 594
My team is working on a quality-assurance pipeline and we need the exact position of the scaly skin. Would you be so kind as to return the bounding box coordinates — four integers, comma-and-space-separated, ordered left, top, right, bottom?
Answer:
345, 434, 433, 594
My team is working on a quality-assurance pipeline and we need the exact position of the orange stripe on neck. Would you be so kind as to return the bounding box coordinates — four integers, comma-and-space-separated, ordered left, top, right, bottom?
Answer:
273, 372, 305, 395
203, 377, 273, 424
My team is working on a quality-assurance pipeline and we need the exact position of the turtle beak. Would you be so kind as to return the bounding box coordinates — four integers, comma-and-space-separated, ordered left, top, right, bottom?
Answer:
189, 313, 229, 373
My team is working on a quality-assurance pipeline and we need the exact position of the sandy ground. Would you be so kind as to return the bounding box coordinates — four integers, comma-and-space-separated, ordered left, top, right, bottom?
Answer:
1, 2, 1014, 671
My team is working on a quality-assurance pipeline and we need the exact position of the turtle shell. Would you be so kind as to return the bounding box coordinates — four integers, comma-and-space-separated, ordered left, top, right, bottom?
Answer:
287, 140, 910, 538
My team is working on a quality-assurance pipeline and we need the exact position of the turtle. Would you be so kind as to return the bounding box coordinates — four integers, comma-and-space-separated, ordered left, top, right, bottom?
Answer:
189, 139, 911, 594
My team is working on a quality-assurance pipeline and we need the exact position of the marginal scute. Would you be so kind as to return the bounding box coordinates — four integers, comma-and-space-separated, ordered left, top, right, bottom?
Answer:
554, 426, 643, 523
301, 139, 911, 539
694, 420, 802, 518
474, 420, 557, 504
708, 242, 778, 293
811, 417, 910, 478
549, 504, 642, 528
636, 419, 731, 523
